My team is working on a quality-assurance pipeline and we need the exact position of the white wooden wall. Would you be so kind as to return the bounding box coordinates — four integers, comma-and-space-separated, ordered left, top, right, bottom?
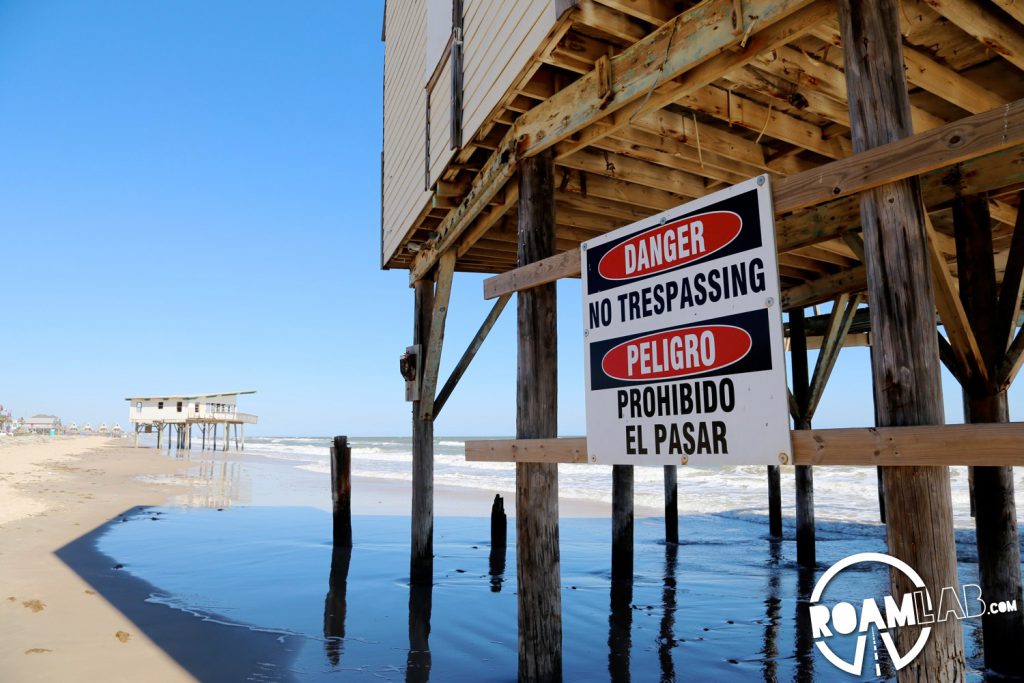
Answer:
381, 0, 560, 268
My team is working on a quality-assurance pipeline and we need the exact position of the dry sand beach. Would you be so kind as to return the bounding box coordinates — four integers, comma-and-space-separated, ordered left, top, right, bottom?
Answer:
0, 436, 195, 681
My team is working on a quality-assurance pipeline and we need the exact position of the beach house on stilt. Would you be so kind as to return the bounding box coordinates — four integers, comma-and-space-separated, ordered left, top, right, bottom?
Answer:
383, 2, 1024, 680
126, 391, 257, 451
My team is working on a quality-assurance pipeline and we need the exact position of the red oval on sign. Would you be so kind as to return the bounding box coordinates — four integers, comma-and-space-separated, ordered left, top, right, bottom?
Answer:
601, 325, 752, 382
597, 211, 742, 281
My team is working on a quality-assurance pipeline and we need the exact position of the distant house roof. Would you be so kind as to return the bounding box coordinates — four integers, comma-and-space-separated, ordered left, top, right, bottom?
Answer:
124, 391, 256, 401
23, 415, 59, 424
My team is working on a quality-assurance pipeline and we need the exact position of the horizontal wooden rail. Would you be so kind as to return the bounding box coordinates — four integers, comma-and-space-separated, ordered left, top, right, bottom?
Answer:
483, 99, 1024, 300
465, 422, 1024, 466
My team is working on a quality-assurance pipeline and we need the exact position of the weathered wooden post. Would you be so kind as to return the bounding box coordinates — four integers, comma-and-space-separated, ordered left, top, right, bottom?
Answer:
790, 308, 814, 568
490, 494, 507, 548
837, 1, 965, 678
410, 278, 434, 586
663, 465, 678, 544
952, 194, 1024, 676
516, 149, 562, 682
157, 422, 162, 450
766, 466, 782, 538
611, 465, 633, 582
331, 435, 352, 548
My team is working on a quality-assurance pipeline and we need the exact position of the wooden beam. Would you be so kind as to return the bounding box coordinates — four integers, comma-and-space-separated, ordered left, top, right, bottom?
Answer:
993, 0, 1024, 25
924, 212, 989, 384
560, 0, 835, 159
775, 98, 1024, 215
409, 0, 821, 283
432, 294, 512, 419
806, 293, 862, 420
838, 0, 963, 677
996, 326, 1024, 390
782, 265, 866, 310
902, 44, 1009, 115
996, 192, 1024, 352
410, 278, 435, 586
466, 423, 1024, 466
456, 184, 519, 258
925, 0, 1024, 72
515, 149, 561, 682
418, 250, 456, 422
482, 100, 1024, 299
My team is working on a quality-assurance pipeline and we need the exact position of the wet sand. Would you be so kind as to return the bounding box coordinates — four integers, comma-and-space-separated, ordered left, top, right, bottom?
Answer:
0, 436, 197, 681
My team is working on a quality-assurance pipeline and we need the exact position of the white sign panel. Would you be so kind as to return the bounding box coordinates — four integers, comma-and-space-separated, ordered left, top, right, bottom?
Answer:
582, 176, 791, 466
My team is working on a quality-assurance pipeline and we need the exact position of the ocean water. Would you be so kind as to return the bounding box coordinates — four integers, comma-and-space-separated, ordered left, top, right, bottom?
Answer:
78, 435, 1021, 681
90, 507, 993, 682
240, 435, 1007, 528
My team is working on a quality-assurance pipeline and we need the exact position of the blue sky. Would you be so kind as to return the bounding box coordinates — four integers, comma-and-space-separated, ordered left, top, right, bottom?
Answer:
0, 1, 1017, 436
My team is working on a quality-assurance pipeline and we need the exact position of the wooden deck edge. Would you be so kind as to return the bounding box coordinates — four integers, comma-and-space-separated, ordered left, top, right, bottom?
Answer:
465, 422, 1024, 466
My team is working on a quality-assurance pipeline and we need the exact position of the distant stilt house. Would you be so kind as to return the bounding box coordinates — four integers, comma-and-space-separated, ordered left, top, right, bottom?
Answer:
126, 391, 257, 451
20, 414, 62, 434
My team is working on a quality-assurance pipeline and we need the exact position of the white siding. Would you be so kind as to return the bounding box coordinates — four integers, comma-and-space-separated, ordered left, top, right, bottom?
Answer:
461, 0, 557, 141
381, 1, 561, 267
428, 58, 456, 187
382, 0, 430, 267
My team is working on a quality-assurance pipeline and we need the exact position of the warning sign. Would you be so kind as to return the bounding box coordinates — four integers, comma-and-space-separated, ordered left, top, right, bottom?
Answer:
582, 176, 791, 466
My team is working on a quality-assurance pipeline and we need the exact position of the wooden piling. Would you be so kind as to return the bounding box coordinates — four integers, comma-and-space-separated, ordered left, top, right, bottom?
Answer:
410, 278, 435, 586
790, 308, 815, 568
516, 149, 562, 682
490, 494, 507, 548
766, 466, 782, 538
611, 465, 633, 582
663, 465, 678, 545
837, 1, 965, 678
953, 194, 1024, 677
330, 435, 352, 548
157, 422, 162, 449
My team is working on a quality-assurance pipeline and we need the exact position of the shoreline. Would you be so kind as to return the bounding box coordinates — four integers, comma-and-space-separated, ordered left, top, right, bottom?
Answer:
0, 436, 643, 681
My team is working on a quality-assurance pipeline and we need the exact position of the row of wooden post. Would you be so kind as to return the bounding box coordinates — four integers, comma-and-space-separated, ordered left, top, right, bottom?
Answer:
399, 4, 1022, 680
137, 421, 245, 452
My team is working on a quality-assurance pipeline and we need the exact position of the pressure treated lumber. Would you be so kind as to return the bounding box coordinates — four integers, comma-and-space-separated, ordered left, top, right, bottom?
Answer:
410, 279, 435, 586
331, 436, 352, 549
611, 465, 633, 582
953, 195, 1024, 677
410, 0, 822, 283
464, 423, 1024, 467
790, 308, 815, 568
515, 150, 562, 682
663, 465, 678, 544
419, 250, 456, 421
482, 99, 1024, 300
432, 293, 511, 418
837, 2, 964, 680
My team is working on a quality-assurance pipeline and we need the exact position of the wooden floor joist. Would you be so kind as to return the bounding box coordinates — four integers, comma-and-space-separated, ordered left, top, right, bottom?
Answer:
482, 99, 1024, 302
465, 422, 1024, 467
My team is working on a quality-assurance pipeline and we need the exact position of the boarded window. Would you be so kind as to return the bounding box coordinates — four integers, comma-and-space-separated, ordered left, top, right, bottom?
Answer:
177, 401, 183, 413
158, 402, 163, 410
